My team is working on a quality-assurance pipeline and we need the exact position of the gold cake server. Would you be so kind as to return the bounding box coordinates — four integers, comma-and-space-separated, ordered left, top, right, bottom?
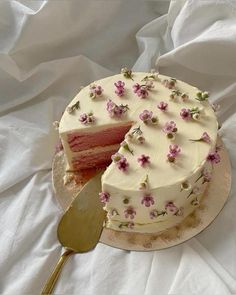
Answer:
41, 172, 105, 294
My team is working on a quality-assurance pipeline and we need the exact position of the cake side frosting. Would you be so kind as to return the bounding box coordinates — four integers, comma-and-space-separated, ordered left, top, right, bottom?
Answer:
59, 70, 219, 233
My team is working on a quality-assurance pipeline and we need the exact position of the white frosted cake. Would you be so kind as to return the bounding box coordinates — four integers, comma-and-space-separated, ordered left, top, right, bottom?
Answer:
59, 69, 220, 233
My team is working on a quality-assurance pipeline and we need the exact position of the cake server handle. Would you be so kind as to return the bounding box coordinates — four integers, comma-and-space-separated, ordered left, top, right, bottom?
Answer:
41, 248, 74, 294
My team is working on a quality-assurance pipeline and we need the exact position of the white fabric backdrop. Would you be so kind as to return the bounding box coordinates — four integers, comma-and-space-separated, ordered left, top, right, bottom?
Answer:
0, 0, 236, 294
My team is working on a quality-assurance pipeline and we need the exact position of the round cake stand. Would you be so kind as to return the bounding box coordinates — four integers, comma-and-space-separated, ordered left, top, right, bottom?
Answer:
52, 137, 231, 251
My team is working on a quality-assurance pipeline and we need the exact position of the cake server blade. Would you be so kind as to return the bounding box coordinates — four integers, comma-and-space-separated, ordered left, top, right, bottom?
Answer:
41, 171, 105, 294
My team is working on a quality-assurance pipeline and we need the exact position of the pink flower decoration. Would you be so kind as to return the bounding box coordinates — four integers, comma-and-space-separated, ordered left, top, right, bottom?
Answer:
138, 88, 149, 99
137, 154, 150, 167
201, 132, 211, 143
89, 84, 103, 97
133, 83, 149, 98
157, 101, 168, 111
163, 121, 177, 134
107, 99, 118, 115
114, 81, 125, 97
117, 157, 129, 172
106, 99, 128, 118
165, 201, 178, 214
79, 113, 96, 124
207, 150, 221, 164
141, 193, 155, 207
99, 191, 110, 203
169, 144, 181, 157
133, 83, 141, 93
162, 79, 176, 89
139, 110, 153, 123
79, 113, 88, 124
124, 207, 136, 219
150, 210, 158, 219
167, 144, 181, 162
111, 153, 129, 171
180, 108, 191, 120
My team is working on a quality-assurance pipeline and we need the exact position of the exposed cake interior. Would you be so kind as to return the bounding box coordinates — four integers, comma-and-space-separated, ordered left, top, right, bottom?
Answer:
65, 122, 132, 171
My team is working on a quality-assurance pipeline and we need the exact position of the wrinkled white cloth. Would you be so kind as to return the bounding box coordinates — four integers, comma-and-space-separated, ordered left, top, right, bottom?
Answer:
0, 1, 236, 294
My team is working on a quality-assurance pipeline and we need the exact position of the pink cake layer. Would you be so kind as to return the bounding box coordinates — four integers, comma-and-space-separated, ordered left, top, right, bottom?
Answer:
71, 147, 118, 170
67, 123, 132, 152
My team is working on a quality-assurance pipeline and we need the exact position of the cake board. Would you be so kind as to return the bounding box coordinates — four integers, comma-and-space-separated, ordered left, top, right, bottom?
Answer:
52, 137, 231, 251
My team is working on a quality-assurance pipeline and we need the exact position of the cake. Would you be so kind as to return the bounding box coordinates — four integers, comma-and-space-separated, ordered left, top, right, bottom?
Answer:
58, 69, 220, 233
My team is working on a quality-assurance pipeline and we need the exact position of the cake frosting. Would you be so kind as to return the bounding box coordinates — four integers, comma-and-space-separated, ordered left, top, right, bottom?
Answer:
59, 70, 219, 233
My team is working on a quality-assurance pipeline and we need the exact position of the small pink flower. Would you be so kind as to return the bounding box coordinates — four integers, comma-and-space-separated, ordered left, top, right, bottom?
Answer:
114, 81, 125, 97
165, 201, 178, 214
138, 87, 149, 98
106, 99, 114, 111
150, 209, 158, 219
106, 99, 121, 117
115, 80, 125, 88
111, 152, 129, 171
79, 113, 96, 124
190, 132, 211, 143
201, 132, 211, 143
106, 99, 129, 118
89, 84, 103, 98
141, 193, 155, 207
180, 108, 191, 120
99, 191, 110, 203
133, 83, 141, 93
137, 154, 150, 167
124, 207, 136, 219
169, 144, 181, 157
117, 157, 129, 172
207, 150, 221, 164
167, 144, 181, 162
163, 121, 177, 134
139, 110, 153, 123
157, 101, 168, 111
79, 113, 88, 124
162, 78, 176, 89
133, 83, 149, 98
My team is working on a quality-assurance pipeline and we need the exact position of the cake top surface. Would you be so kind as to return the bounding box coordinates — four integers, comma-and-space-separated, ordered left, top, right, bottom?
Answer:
59, 71, 218, 189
